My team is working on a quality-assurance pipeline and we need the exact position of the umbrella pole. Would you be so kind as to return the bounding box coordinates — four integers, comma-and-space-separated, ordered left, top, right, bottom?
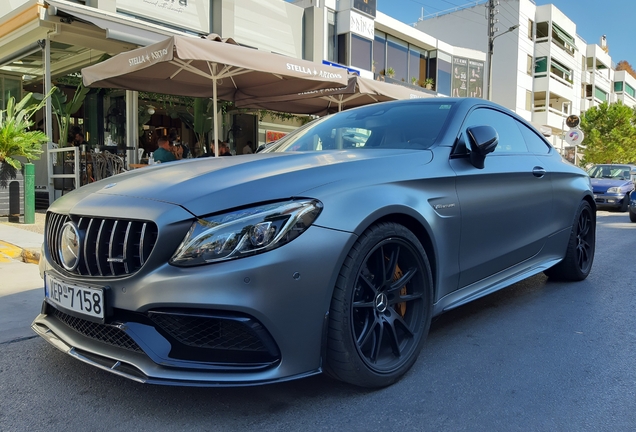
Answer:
213, 78, 219, 157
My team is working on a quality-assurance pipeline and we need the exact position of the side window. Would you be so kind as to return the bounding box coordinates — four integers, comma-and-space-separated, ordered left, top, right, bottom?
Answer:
463, 108, 528, 153
516, 122, 552, 154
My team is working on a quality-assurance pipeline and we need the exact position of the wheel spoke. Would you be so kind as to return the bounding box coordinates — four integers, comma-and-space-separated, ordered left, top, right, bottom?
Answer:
388, 267, 418, 293
370, 320, 385, 363
384, 246, 401, 285
357, 315, 379, 348
389, 292, 422, 306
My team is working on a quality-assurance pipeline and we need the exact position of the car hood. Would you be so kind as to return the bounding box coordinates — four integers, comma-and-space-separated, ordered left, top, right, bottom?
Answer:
590, 178, 633, 192
58, 150, 433, 217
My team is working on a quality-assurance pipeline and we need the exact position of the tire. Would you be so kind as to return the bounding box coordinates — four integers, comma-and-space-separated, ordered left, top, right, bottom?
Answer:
630, 210, 636, 223
325, 222, 433, 388
544, 200, 595, 281
620, 194, 629, 212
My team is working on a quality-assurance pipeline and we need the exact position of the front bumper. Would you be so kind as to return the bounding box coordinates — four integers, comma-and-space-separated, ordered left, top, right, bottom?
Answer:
32, 225, 356, 386
593, 193, 626, 209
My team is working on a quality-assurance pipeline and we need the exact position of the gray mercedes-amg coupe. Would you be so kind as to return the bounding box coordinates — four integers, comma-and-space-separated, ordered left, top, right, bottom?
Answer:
33, 98, 595, 388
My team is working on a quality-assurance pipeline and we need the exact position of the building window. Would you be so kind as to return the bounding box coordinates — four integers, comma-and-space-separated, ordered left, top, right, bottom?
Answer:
386, 35, 408, 82
594, 87, 607, 102
536, 22, 549, 38
373, 31, 386, 76
337, 34, 347, 66
351, 34, 372, 71
436, 51, 452, 96
626, 84, 636, 98
525, 90, 532, 111
409, 46, 424, 85
527, 55, 533, 75
327, 10, 336, 63
551, 22, 576, 55
550, 58, 573, 83
614, 81, 624, 92
527, 19, 534, 40
534, 56, 547, 74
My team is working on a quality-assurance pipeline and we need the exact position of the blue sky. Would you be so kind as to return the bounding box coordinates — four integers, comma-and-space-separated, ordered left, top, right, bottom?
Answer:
378, 0, 634, 66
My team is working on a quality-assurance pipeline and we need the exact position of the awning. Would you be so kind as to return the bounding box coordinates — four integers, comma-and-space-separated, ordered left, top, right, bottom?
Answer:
550, 60, 572, 77
552, 23, 577, 50
45, 0, 190, 46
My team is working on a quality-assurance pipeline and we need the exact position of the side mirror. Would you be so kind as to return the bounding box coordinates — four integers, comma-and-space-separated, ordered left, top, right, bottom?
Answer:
467, 125, 498, 169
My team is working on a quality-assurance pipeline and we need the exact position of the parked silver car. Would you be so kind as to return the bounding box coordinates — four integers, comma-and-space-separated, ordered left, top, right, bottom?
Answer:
33, 98, 595, 388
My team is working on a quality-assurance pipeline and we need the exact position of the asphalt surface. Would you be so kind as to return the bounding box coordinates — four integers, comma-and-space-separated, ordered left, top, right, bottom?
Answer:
0, 211, 634, 431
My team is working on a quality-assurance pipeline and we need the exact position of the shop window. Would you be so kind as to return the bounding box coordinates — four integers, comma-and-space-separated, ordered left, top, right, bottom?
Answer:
408, 47, 422, 86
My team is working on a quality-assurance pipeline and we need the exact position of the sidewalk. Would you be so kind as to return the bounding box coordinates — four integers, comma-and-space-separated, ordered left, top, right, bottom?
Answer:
0, 215, 46, 344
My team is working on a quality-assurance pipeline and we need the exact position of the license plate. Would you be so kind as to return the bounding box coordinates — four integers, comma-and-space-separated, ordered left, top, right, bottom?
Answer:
45, 273, 105, 320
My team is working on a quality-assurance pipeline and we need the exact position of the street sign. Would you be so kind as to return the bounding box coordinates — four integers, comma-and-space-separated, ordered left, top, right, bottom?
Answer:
565, 128, 584, 146
566, 114, 580, 128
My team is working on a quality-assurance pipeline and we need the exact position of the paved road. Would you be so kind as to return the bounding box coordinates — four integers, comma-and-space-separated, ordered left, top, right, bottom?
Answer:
1, 211, 635, 431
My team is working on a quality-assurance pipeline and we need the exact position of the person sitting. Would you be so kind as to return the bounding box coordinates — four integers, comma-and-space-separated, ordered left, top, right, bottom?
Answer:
219, 141, 233, 156
154, 135, 178, 163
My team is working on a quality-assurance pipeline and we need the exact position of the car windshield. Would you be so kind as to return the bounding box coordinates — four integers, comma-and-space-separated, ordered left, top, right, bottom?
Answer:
587, 165, 631, 180
263, 101, 455, 153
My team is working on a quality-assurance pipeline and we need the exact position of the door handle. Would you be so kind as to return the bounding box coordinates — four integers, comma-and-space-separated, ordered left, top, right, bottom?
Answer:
532, 167, 546, 178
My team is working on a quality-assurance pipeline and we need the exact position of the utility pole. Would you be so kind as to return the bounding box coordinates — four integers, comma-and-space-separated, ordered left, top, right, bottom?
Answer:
486, 0, 498, 101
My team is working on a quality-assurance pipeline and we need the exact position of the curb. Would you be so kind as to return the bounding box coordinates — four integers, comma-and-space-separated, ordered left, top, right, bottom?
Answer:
0, 240, 40, 265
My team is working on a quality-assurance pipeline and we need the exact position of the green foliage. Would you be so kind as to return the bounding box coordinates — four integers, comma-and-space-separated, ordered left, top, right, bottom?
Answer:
0, 90, 54, 170
580, 101, 636, 164
51, 83, 90, 146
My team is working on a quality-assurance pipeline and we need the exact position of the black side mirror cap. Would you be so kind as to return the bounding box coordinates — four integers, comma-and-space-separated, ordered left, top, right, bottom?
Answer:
467, 125, 498, 169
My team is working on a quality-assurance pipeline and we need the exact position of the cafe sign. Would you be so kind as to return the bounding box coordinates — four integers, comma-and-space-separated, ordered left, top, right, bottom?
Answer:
337, 10, 374, 40
116, 0, 210, 34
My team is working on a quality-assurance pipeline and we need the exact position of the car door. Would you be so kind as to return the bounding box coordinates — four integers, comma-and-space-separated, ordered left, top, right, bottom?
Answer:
450, 107, 554, 288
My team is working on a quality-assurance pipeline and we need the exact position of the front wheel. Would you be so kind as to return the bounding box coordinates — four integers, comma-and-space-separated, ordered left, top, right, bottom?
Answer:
544, 200, 595, 281
325, 222, 433, 388
621, 194, 630, 212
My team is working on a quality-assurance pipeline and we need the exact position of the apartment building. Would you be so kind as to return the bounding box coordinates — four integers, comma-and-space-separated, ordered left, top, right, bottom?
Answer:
613, 70, 636, 108
415, 0, 626, 154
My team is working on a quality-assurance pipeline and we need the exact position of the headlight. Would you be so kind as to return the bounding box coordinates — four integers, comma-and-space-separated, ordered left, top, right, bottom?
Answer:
607, 187, 622, 194
170, 199, 323, 266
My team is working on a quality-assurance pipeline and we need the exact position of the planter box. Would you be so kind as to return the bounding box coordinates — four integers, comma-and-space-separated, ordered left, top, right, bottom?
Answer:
0, 162, 24, 223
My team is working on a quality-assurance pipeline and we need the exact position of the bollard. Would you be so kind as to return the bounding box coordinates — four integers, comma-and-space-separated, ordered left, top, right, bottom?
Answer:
24, 163, 35, 224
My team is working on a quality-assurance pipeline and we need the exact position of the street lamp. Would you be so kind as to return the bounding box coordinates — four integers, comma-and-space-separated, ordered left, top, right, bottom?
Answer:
486, 24, 520, 101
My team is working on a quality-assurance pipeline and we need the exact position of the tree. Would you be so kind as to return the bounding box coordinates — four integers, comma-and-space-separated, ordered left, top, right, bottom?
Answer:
580, 101, 636, 164
616, 60, 636, 80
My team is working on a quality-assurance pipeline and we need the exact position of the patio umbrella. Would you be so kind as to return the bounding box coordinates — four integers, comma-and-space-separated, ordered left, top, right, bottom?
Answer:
235, 75, 435, 116
81, 34, 348, 156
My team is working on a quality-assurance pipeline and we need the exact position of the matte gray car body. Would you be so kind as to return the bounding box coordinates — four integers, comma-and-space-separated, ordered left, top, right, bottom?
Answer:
33, 98, 595, 387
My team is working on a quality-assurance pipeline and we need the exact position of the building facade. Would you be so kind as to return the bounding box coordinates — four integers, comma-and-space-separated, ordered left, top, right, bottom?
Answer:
415, 0, 632, 156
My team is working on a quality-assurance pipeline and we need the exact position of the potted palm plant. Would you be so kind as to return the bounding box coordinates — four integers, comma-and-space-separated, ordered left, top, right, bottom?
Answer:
0, 91, 52, 220
424, 78, 435, 90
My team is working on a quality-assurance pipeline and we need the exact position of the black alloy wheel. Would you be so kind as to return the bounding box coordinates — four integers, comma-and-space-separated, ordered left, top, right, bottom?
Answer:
326, 222, 432, 388
545, 200, 595, 281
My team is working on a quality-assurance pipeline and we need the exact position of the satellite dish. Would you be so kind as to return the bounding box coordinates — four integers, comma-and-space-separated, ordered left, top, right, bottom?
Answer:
565, 128, 584, 146
566, 115, 580, 128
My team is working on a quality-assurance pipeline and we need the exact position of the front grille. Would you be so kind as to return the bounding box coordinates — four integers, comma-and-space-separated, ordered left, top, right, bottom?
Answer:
46, 212, 158, 277
148, 312, 270, 352
52, 308, 143, 353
